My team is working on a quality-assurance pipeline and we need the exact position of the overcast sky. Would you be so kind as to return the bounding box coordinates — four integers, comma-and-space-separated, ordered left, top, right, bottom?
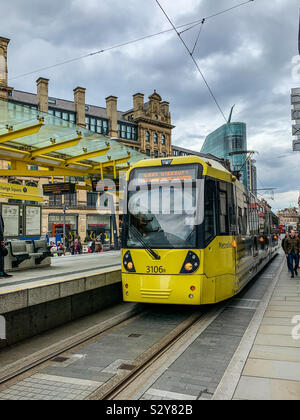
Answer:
1, 0, 300, 211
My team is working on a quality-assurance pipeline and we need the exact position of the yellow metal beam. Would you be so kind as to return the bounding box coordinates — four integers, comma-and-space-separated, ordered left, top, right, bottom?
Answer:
65, 144, 110, 166
0, 120, 44, 144
92, 154, 131, 171
29, 134, 82, 159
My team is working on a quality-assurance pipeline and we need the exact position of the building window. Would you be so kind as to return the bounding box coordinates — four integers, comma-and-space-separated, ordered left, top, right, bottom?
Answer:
118, 122, 138, 141
48, 98, 57, 105
154, 150, 159, 158
48, 194, 62, 207
86, 116, 109, 135
64, 193, 77, 207
48, 108, 76, 123
146, 149, 151, 156
146, 131, 150, 142
87, 192, 98, 208
161, 152, 166, 157
154, 133, 158, 143
161, 135, 165, 145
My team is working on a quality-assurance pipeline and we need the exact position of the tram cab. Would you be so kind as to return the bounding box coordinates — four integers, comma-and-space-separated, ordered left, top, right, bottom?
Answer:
121, 156, 279, 305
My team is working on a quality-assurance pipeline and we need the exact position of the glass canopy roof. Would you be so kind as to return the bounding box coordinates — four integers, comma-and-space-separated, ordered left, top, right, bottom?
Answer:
0, 99, 148, 176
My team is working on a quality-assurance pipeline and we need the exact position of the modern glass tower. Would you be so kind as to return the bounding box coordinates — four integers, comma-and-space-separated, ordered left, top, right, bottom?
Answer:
201, 121, 250, 190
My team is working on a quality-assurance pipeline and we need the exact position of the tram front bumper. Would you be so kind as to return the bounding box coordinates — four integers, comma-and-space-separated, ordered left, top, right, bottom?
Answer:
122, 273, 202, 305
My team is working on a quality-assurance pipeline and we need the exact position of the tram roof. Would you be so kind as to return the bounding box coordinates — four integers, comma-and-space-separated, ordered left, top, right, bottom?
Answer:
0, 99, 148, 179
130, 155, 233, 178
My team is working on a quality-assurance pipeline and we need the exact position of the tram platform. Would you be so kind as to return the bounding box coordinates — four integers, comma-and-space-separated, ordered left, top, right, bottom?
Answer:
0, 252, 122, 348
214, 251, 300, 400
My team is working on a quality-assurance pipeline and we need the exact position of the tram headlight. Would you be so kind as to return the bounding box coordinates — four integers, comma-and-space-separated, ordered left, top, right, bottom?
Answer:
180, 251, 200, 274
123, 251, 136, 273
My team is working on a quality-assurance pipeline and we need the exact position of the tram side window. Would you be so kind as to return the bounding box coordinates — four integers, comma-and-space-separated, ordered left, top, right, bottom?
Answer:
204, 180, 217, 244
219, 190, 228, 235
238, 206, 247, 235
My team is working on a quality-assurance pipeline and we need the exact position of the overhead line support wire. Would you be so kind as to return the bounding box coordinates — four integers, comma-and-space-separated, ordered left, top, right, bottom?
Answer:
10, 0, 254, 81
155, 0, 227, 123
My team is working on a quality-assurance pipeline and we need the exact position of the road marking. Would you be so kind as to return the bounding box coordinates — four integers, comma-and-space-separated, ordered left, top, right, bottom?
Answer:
145, 388, 197, 400
33, 373, 103, 387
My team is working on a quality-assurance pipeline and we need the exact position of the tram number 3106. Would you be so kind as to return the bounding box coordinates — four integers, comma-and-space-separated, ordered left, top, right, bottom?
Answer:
146, 266, 166, 274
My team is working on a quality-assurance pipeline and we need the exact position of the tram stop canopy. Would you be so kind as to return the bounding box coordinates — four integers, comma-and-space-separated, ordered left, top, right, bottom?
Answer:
0, 99, 147, 189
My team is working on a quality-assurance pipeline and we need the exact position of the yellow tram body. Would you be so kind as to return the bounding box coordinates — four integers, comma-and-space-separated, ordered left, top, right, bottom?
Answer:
121, 155, 279, 305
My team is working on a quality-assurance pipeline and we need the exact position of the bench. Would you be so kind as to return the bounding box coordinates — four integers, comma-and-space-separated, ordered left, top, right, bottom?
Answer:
33, 239, 51, 264
8, 241, 30, 268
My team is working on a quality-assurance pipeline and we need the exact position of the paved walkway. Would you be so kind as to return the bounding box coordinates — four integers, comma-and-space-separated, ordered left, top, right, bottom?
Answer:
232, 254, 300, 399
0, 251, 121, 293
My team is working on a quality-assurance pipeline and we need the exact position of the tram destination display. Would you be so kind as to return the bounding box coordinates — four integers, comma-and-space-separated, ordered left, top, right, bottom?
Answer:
43, 182, 76, 196
133, 164, 199, 182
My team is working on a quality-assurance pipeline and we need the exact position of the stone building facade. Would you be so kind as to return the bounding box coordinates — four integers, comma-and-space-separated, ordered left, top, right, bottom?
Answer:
277, 207, 299, 227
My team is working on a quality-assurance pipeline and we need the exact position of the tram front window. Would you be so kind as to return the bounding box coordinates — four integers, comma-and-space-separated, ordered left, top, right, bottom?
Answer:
127, 182, 201, 249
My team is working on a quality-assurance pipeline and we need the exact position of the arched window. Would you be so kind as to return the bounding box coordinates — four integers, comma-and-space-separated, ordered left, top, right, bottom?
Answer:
26, 181, 38, 188
145, 131, 150, 142
161, 135, 166, 145
154, 133, 158, 143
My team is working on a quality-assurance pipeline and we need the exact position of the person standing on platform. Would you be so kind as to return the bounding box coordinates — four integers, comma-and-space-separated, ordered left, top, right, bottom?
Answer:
284, 230, 300, 278
0, 215, 12, 278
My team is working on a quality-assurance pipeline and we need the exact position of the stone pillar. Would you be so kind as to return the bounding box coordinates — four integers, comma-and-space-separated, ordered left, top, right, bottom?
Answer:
36, 77, 49, 113
106, 96, 118, 137
74, 87, 86, 128
0, 37, 13, 100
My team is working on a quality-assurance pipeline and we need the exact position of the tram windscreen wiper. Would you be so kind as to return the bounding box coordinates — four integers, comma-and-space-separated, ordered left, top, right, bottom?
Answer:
129, 225, 161, 260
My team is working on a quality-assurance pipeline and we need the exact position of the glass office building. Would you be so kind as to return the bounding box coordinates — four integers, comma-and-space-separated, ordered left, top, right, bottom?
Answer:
201, 122, 250, 190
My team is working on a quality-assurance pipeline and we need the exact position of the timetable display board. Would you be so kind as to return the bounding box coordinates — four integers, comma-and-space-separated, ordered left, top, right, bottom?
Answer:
23, 205, 41, 237
0, 203, 20, 238
43, 183, 76, 196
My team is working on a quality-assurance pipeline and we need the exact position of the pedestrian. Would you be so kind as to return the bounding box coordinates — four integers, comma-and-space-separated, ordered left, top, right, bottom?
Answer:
284, 230, 300, 278
296, 231, 300, 269
73, 238, 82, 255
0, 214, 12, 278
90, 240, 95, 253
95, 235, 102, 253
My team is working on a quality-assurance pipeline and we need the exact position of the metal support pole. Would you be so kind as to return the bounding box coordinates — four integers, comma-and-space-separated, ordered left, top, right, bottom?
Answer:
63, 204, 66, 254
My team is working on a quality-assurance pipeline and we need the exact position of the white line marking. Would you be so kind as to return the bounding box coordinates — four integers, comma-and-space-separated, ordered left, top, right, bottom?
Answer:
146, 388, 197, 400
33, 373, 103, 388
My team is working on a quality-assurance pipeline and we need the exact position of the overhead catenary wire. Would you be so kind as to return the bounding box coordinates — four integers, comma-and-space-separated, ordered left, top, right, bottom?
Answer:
155, 0, 228, 123
10, 0, 254, 81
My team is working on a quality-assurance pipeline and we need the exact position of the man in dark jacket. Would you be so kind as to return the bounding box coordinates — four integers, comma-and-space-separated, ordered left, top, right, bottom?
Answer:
284, 230, 300, 278
0, 215, 12, 278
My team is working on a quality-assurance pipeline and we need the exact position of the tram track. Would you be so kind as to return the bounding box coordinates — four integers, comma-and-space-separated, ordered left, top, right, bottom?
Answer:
0, 305, 143, 386
0, 303, 221, 399
88, 305, 225, 400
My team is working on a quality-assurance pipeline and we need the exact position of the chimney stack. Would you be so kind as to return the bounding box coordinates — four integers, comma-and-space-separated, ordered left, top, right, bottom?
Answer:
74, 86, 86, 128
36, 77, 49, 113
106, 96, 118, 137
0, 37, 13, 100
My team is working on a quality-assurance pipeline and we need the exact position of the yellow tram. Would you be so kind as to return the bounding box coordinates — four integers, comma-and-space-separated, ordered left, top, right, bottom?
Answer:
121, 155, 279, 305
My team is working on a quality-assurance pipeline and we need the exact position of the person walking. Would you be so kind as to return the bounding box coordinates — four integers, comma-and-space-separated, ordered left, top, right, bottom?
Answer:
0, 215, 12, 278
284, 230, 300, 278
282, 232, 290, 272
